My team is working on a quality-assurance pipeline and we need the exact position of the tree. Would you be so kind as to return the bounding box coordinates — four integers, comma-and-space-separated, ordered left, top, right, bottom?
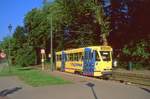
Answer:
91, 0, 111, 45
1, 0, 113, 66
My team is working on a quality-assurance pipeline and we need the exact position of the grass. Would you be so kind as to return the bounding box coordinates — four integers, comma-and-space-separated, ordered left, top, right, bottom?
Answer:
0, 66, 70, 87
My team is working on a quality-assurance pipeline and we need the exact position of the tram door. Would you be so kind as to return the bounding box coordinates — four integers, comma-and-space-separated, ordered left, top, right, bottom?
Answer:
61, 51, 66, 72
83, 48, 95, 76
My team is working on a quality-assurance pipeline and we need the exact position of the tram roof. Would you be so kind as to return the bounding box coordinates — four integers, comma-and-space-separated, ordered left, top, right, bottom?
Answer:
56, 46, 112, 54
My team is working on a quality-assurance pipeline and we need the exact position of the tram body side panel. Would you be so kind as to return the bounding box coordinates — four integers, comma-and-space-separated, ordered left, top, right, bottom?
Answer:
64, 61, 83, 73
64, 61, 75, 73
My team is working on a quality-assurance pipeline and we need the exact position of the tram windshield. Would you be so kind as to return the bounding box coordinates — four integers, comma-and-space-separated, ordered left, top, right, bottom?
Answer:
100, 51, 111, 61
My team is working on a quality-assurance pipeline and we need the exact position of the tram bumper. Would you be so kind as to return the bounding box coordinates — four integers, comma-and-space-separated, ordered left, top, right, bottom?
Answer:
93, 71, 112, 77
102, 71, 112, 76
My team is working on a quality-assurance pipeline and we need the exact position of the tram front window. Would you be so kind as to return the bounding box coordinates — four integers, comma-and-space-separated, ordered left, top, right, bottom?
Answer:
100, 51, 111, 61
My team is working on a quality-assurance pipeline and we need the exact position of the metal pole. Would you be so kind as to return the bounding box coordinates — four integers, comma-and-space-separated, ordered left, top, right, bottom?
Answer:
8, 24, 12, 73
50, 16, 53, 71
8, 35, 11, 72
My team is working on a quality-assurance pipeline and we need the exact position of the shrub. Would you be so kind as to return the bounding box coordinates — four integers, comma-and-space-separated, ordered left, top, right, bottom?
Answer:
15, 46, 36, 67
122, 40, 150, 69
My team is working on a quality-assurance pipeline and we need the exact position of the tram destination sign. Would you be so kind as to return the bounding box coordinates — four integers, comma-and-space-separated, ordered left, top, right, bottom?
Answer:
101, 46, 111, 51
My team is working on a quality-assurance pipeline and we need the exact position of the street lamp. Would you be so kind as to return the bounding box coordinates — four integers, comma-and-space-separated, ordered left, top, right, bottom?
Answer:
8, 24, 12, 72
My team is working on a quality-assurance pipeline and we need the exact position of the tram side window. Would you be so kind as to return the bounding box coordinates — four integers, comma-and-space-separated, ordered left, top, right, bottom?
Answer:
78, 52, 82, 61
76, 53, 78, 61
69, 54, 71, 61
73, 53, 75, 61
74, 53, 78, 61
77, 53, 78, 61
60, 55, 62, 61
56, 55, 60, 61
70, 54, 73, 61
56, 55, 59, 61
57, 55, 59, 61
95, 51, 100, 61
72, 54, 75, 61
56, 55, 58, 61
66, 54, 69, 61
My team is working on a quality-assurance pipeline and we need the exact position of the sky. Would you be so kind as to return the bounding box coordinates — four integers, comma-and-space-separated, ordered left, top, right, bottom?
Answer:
0, 0, 53, 41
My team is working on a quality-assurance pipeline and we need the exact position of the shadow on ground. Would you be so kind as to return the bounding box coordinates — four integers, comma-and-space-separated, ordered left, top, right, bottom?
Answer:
0, 87, 22, 97
86, 82, 99, 99
140, 87, 150, 93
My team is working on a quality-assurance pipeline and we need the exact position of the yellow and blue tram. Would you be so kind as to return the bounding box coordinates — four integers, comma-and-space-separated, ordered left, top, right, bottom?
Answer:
55, 46, 113, 77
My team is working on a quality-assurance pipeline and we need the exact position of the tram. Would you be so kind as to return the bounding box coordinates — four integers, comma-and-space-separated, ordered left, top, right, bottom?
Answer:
55, 46, 113, 77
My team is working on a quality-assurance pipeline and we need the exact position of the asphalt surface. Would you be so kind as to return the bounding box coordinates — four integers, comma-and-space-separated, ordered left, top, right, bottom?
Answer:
0, 71, 150, 99
0, 63, 150, 99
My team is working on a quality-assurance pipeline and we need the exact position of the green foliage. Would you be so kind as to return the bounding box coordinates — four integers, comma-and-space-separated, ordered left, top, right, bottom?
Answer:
123, 40, 149, 59
88, 0, 111, 45
123, 40, 150, 69
1, 0, 111, 66
0, 27, 36, 67
15, 46, 36, 67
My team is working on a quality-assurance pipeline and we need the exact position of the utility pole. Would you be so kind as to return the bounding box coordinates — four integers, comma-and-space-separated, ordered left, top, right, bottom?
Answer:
8, 24, 12, 73
50, 15, 53, 71
48, 10, 60, 71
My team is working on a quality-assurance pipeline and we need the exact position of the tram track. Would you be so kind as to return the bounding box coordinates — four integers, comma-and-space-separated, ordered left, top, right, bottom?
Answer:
110, 70, 150, 87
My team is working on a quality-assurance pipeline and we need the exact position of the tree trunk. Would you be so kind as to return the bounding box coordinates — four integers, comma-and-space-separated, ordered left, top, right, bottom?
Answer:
102, 34, 108, 46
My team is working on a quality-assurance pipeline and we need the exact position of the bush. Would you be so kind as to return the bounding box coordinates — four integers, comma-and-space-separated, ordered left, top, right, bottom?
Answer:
122, 40, 150, 69
16, 46, 36, 67
132, 62, 143, 70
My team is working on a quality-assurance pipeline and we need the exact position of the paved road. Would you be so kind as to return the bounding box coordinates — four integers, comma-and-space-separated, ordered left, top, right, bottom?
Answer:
0, 72, 150, 99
